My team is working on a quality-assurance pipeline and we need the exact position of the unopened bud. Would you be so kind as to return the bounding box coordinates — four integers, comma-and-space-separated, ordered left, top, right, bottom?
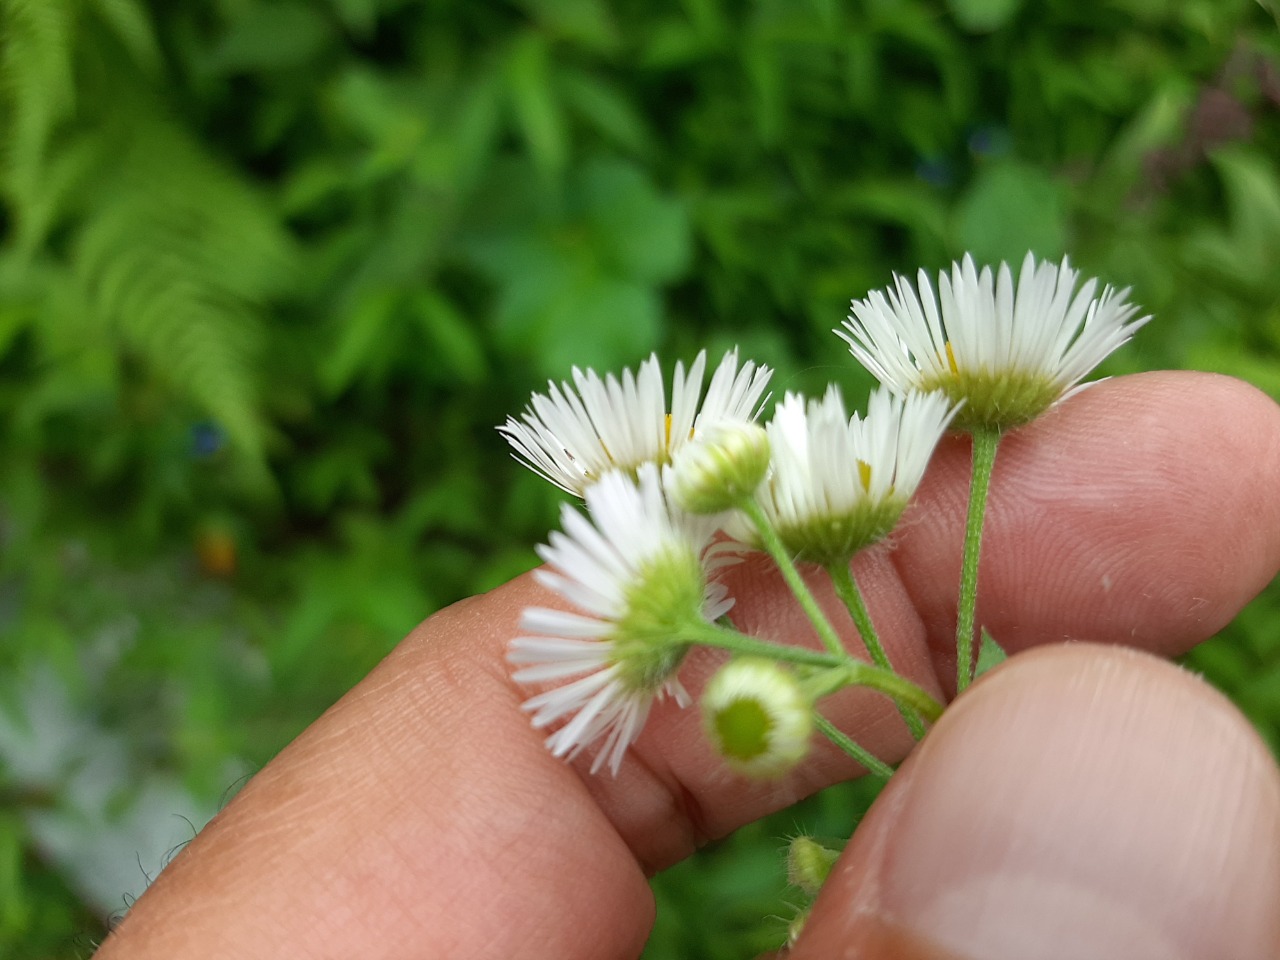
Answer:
787, 906, 810, 947
669, 420, 770, 515
786, 835, 841, 896
702, 657, 811, 778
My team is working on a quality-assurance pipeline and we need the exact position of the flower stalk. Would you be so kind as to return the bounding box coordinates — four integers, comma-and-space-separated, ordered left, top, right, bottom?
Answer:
956, 427, 999, 694
738, 497, 846, 659
826, 560, 926, 738
813, 713, 895, 779
682, 622, 943, 723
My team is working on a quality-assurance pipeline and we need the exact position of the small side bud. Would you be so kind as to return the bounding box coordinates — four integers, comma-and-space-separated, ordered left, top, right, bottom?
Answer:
669, 420, 770, 515
787, 905, 810, 947
702, 657, 811, 777
786, 835, 841, 896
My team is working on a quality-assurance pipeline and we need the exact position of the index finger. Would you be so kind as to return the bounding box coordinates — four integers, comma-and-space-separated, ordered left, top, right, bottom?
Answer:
96, 372, 1280, 960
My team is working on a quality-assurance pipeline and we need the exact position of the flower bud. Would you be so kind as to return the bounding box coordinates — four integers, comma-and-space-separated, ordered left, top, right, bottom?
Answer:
787, 906, 810, 947
668, 420, 770, 515
786, 835, 842, 896
701, 657, 811, 778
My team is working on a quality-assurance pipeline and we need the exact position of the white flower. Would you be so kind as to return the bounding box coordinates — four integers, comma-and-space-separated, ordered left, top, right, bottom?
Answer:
498, 349, 772, 496
510, 465, 734, 775
839, 253, 1150, 431
702, 658, 812, 778
758, 386, 956, 564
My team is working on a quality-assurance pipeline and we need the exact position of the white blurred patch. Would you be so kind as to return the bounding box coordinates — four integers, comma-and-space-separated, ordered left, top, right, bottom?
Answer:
0, 666, 224, 916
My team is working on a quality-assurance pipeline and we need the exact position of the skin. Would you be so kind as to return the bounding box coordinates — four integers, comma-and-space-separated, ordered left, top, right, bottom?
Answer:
94, 372, 1280, 960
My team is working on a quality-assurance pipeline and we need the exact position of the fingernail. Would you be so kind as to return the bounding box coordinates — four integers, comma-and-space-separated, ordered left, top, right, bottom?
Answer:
795, 646, 1280, 959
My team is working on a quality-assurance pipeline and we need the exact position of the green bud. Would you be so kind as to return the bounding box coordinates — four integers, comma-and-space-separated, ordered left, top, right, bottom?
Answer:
786, 835, 842, 896
787, 905, 810, 947
669, 420, 771, 515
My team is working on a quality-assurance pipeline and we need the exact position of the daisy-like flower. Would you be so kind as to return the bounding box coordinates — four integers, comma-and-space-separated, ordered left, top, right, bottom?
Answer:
509, 464, 734, 775
758, 386, 957, 565
839, 253, 1150, 432
702, 657, 812, 779
498, 349, 772, 496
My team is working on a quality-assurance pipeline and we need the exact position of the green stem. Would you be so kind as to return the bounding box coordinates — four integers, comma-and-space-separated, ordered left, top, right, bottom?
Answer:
956, 428, 999, 695
682, 622, 844, 670
843, 659, 944, 723
826, 561, 926, 739
813, 714, 895, 779
738, 499, 845, 658
683, 623, 944, 723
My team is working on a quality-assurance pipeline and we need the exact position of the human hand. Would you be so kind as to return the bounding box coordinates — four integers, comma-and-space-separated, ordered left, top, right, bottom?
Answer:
93, 372, 1280, 960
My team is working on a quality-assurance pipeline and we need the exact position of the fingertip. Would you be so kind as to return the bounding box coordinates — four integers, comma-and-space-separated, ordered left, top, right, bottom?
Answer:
897, 372, 1280, 667
790, 643, 1280, 960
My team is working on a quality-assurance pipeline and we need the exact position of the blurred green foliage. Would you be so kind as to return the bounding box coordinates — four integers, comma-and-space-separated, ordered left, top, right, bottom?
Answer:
0, 0, 1278, 957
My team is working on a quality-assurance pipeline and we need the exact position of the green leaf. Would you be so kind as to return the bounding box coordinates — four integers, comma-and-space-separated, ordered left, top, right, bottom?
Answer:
843, 30, 879, 113
412, 290, 489, 385
72, 117, 296, 467
207, 1, 331, 73
544, 276, 661, 374
955, 161, 1067, 265
580, 159, 691, 284
93, 0, 161, 72
974, 630, 1009, 679
0, 815, 30, 936
516, 0, 620, 52
559, 68, 653, 156
328, 0, 379, 38
320, 289, 397, 397
329, 68, 423, 152
280, 157, 351, 216
947, 0, 1024, 33
444, 73, 503, 194
0, 0, 76, 215
831, 177, 948, 245
1211, 148, 1280, 266
743, 36, 785, 145
506, 32, 568, 178
1257, 0, 1280, 26
641, 17, 718, 67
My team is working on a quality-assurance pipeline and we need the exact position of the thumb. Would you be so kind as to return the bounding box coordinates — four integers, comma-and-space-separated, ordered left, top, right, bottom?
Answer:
788, 644, 1280, 960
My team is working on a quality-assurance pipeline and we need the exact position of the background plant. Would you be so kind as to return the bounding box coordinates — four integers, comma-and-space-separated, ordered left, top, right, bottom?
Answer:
0, 0, 1278, 957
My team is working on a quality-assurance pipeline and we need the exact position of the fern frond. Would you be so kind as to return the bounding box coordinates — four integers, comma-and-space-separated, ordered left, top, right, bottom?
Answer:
0, 0, 297, 474
73, 114, 297, 465
0, 0, 77, 249
92, 0, 161, 74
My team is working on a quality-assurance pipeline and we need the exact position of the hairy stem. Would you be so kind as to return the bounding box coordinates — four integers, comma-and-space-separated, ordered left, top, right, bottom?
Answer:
827, 561, 926, 739
684, 623, 944, 723
843, 659, 944, 723
956, 428, 999, 695
813, 714, 895, 779
682, 622, 844, 669
739, 498, 845, 658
